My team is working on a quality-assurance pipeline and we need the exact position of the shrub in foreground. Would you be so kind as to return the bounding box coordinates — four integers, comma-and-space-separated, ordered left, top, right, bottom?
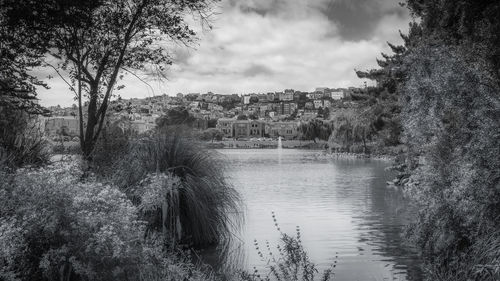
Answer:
0, 161, 219, 281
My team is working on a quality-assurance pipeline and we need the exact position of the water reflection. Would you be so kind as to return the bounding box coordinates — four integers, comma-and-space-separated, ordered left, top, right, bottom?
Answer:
207, 149, 422, 281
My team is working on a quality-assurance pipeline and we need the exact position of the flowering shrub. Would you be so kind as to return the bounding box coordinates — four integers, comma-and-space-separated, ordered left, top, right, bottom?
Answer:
0, 161, 218, 281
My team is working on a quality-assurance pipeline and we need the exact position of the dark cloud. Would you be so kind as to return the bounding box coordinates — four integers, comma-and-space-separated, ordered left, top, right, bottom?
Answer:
242, 63, 274, 77
226, 0, 407, 41
227, 0, 285, 16
319, 0, 407, 41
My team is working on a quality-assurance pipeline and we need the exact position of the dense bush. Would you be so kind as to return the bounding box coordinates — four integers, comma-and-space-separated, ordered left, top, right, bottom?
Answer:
0, 161, 219, 281
401, 41, 500, 281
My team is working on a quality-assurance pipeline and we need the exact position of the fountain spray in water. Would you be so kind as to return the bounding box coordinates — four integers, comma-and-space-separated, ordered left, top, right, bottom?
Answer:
277, 136, 283, 150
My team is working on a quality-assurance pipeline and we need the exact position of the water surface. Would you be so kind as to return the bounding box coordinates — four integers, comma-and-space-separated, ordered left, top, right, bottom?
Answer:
215, 149, 422, 281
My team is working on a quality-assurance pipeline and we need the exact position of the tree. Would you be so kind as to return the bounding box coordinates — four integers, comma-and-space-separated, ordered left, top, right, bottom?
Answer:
156, 107, 195, 128
237, 114, 248, 120
6, 0, 218, 159
0, 2, 50, 115
366, 1, 500, 279
298, 119, 333, 143
248, 113, 258, 120
207, 118, 218, 128
322, 107, 330, 119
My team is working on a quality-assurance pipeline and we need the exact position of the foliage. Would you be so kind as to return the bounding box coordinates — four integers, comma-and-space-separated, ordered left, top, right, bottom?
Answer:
0, 161, 220, 281
298, 119, 333, 142
0, 2, 49, 115
237, 114, 248, 120
354, 27, 421, 150
112, 129, 242, 247
401, 39, 500, 281
156, 107, 196, 128
357, 1, 500, 280
239, 213, 336, 281
3, 0, 219, 158
327, 108, 376, 153
91, 118, 136, 176
0, 107, 49, 168
208, 118, 218, 128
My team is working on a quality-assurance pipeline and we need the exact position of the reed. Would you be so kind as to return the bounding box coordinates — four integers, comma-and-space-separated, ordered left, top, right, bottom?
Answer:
239, 212, 337, 281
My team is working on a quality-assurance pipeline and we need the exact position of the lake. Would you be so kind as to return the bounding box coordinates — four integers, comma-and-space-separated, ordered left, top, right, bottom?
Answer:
210, 149, 422, 281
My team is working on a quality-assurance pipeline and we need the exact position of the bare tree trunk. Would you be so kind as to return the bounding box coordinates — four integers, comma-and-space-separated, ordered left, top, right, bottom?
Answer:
82, 86, 99, 159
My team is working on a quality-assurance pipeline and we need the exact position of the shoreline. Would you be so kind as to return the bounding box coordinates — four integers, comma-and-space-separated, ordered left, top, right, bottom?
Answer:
204, 141, 397, 161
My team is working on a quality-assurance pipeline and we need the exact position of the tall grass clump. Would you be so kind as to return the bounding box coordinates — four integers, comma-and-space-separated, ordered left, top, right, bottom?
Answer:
113, 127, 242, 248
239, 212, 337, 281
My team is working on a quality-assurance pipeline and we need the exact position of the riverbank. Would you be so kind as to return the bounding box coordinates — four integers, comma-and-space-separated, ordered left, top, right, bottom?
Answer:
317, 151, 396, 161
204, 139, 328, 149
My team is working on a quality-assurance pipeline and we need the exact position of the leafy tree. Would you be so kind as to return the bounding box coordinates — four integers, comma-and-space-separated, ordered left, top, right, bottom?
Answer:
4, 0, 219, 159
207, 118, 218, 128
298, 119, 333, 143
237, 114, 248, 120
327, 108, 376, 153
401, 38, 500, 281
364, 1, 500, 280
156, 107, 196, 128
0, 2, 50, 115
354, 26, 423, 149
322, 107, 330, 119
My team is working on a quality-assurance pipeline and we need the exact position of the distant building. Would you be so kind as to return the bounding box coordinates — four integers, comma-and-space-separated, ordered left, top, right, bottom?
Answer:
44, 116, 80, 137
310, 91, 324, 100
315, 87, 329, 93
242, 95, 251, 105
233, 120, 264, 139
131, 120, 156, 133
305, 101, 314, 109
278, 102, 297, 115
313, 100, 323, 109
265, 122, 299, 140
279, 90, 294, 101
330, 91, 345, 100
216, 118, 235, 138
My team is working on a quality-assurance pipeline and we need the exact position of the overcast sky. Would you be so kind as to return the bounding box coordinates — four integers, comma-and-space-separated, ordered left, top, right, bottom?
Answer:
38, 0, 411, 106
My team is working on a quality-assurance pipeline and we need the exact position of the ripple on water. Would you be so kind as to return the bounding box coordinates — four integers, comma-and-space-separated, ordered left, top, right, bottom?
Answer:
213, 149, 423, 281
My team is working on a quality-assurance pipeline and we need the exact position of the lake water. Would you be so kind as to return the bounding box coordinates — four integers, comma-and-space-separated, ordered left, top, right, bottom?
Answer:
212, 149, 422, 281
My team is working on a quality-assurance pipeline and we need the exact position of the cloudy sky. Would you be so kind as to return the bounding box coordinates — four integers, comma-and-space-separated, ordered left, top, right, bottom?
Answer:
38, 0, 411, 106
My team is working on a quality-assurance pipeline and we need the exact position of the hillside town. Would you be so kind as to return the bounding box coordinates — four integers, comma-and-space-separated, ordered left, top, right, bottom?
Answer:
43, 87, 360, 141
